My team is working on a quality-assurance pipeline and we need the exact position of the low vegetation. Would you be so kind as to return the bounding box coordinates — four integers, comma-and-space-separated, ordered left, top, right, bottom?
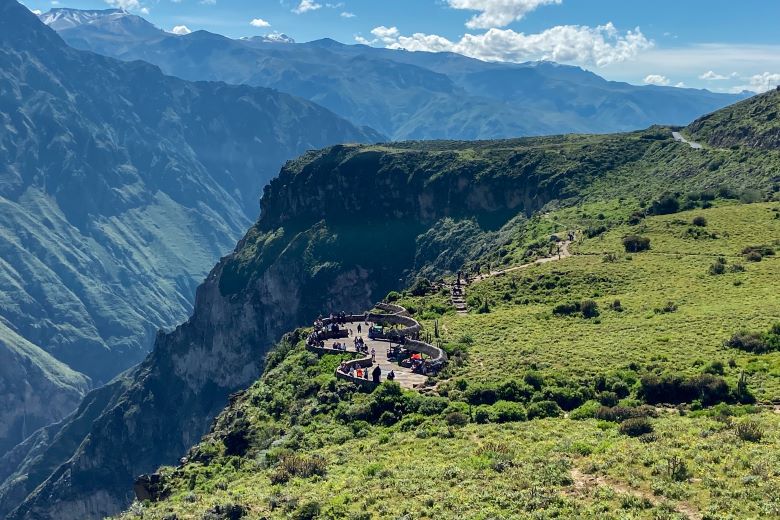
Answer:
119, 202, 780, 519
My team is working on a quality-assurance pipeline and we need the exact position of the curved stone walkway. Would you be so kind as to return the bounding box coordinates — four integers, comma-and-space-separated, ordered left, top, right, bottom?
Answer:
306, 304, 447, 391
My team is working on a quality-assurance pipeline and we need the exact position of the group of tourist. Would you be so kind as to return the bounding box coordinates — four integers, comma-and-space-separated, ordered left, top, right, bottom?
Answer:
337, 361, 387, 383
307, 310, 440, 387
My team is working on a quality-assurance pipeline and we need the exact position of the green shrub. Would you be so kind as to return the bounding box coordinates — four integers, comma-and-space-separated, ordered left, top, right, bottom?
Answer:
271, 454, 327, 484
464, 384, 498, 405
474, 406, 491, 424
598, 391, 620, 407
496, 380, 533, 402
619, 417, 654, 437
623, 235, 651, 252
409, 277, 432, 296
489, 401, 528, 423
527, 400, 563, 419
580, 300, 600, 319
640, 373, 730, 406
692, 216, 708, 227
704, 360, 725, 375
569, 400, 601, 420
734, 420, 764, 442
386, 291, 401, 302
594, 405, 657, 423
654, 301, 678, 313
585, 225, 608, 238
709, 257, 727, 275
650, 194, 681, 215
292, 501, 321, 520
726, 324, 780, 354
523, 371, 545, 390
553, 301, 580, 316
444, 411, 469, 427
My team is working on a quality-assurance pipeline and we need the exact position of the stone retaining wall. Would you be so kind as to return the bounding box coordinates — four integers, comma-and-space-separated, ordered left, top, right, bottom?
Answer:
309, 301, 447, 390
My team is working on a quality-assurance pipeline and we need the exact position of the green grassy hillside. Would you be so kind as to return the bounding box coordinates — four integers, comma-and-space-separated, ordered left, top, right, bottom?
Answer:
117, 201, 780, 520
687, 87, 780, 149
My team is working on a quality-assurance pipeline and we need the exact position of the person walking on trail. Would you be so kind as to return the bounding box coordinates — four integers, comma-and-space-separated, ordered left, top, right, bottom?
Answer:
371, 347, 376, 362
372, 365, 381, 383
357, 323, 362, 334
387, 370, 395, 381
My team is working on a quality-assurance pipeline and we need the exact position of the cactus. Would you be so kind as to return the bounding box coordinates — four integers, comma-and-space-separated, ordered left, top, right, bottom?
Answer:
434, 319, 439, 338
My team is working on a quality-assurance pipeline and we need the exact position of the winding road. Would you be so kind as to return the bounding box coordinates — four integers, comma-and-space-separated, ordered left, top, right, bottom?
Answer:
672, 131, 703, 149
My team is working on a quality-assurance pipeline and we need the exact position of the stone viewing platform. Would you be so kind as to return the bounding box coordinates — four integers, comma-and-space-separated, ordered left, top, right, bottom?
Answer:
306, 303, 447, 390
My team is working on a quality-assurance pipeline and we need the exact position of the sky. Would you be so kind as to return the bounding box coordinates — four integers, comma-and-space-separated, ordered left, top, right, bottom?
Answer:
24, 0, 780, 92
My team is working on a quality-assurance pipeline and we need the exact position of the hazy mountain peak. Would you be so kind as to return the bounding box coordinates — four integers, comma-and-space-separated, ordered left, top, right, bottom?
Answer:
39, 7, 129, 30
241, 33, 295, 44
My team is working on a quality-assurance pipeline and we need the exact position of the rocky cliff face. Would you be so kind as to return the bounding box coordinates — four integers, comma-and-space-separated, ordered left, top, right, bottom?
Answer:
0, 0, 379, 457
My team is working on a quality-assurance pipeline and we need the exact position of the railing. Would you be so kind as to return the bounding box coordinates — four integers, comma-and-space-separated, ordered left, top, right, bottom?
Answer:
307, 302, 447, 390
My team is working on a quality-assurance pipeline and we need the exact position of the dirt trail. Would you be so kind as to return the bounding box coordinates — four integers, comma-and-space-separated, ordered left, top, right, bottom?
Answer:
450, 239, 573, 313
570, 468, 702, 520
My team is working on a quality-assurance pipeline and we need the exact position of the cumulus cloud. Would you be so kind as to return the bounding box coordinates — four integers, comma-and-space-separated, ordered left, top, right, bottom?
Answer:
171, 25, 191, 35
361, 23, 652, 67
643, 74, 670, 86
341, 11, 355, 18
745, 72, 780, 93
293, 0, 321, 14
250, 18, 271, 27
31, 8, 42, 14
446, 0, 562, 29
699, 70, 728, 80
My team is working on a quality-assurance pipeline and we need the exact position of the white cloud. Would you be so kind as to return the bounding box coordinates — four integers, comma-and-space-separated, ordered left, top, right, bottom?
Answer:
361, 23, 652, 67
104, 0, 141, 9
31, 8, 42, 14
744, 72, 780, 93
340, 11, 355, 18
171, 25, 191, 35
699, 70, 728, 80
293, 0, 321, 14
446, 0, 562, 29
250, 18, 271, 27
675, 81, 686, 88
643, 74, 670, 86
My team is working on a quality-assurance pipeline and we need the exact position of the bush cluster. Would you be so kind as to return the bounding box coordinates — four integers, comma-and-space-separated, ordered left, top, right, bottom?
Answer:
623, 235, 651, 253
726, 324, 780, 354
640, 373, 730, 406
552, 300, 599, 319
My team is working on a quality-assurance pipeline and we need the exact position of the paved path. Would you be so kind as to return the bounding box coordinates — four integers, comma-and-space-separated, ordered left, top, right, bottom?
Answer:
450, 239, 573, 313
473, 239, 573, 283
321, 321, 428, 389
672, 131, 703, 149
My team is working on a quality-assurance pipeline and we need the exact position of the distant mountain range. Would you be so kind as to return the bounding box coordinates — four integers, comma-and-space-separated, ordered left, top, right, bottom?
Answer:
0, 0, 378, 457
40, 7, 750, 141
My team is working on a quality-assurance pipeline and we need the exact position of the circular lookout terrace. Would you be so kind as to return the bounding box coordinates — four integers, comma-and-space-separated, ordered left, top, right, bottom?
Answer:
305, 303, 447, 390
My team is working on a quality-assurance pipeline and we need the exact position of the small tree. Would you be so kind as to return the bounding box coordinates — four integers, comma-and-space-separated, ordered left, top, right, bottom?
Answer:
692, 216, 708, 227
651, 194, 681, 215
623, 235, 651, 253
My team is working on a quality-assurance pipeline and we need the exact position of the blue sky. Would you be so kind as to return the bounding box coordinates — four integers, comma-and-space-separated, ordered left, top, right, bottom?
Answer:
26, 0, 780, 92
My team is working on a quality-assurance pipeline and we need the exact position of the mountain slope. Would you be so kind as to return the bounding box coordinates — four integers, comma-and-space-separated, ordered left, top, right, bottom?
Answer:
41, 8, 747, 141
0, 0, 378, 457
3, 94, 779, 518
687, 86, 780, 149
